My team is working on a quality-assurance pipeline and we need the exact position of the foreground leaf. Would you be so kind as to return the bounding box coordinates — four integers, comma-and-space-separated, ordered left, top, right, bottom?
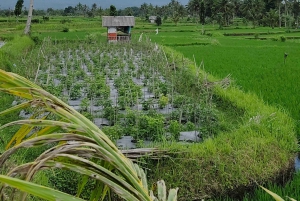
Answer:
0, 175, 85, 201
260, 185, 285, 201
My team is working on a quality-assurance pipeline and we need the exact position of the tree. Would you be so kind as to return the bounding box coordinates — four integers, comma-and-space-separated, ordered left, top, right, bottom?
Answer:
82, 4, 89, 17
75, 2, 83, 15
24, 0, 33, 35
124, 7, 133, 16
169, 0, 185, 25
242, 0, 265, 28
64, 6, 75, 16
292, 0, 300, 28
96, 6, 103, 17
172, 11, 180, 25
187, 0, 203, 23
266, 8, 278, 28
155, 16, 162, 26
0, 69, 179, 201
109, 5, 117, 16
47, 8, 54, 16
14, 0, 24, 21
91, 3, 97, 16
216, 0, 235, 26
200, 1, 205, 24
176, 4, 186, 19
140, 3, 148, 19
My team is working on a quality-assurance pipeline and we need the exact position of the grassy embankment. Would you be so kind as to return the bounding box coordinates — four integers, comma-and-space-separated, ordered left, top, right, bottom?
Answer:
145, 26, 300, 200
144, 46, 297, 200
0, 36, 35, 162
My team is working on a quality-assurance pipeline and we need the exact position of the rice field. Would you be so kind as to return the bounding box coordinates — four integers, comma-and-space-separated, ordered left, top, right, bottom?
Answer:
0, 16, 299, 200
151, 34, 300, 134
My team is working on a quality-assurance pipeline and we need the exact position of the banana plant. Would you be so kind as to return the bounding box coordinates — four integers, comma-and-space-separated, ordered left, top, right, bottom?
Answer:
0, 69, 178, 201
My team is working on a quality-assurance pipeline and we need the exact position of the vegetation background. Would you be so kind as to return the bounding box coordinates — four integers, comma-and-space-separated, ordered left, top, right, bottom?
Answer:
0, 0, 300, 200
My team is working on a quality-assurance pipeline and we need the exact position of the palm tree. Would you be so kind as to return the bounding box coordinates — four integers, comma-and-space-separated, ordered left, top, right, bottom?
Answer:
24, 0, 33, 35
0, 69, 178, 201
266, 9, 278, 28
140, 3, 148, 20
242, 0, 265, 28
216, 0, 235, 26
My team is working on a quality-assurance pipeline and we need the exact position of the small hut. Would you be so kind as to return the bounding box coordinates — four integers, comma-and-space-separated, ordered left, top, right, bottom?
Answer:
149, 16, 157, 23
102, 16, 135, 42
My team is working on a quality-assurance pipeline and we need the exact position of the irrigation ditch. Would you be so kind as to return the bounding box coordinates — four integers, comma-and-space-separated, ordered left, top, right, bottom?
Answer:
2, 37, 298, 200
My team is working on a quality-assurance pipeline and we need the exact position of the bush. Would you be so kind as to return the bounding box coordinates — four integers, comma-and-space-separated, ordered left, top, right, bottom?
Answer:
168, 120, 182, 140
211, 39, 220, 46
60, 19, 71, 24
30, 34, 42, 45
85, 33, 101, 43
279, 35, 286, 42
62, 27, 69, 32
155, 16, 162, 26
43, 16, 49, 21
31, 19, 40, 23
210, 32, 224, 37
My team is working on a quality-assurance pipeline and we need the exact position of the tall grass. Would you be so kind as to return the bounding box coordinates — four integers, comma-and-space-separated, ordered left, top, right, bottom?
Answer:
212, 171, 300, 201
0, 36, 34, 72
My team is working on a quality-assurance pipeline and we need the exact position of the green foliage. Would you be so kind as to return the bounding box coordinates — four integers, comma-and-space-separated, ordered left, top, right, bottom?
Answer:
279, 35, 286, 42
155, 16, 162, 26
159, 95, 169, 109
62, 27, 69, 32
0, 36, 34, 72
102, 124, 123, 141
168, 120, 182, 140
109, 5, 117, 16
14, 0, 24, 17
79, 97, 90, 112
146, 46, 297, 200
60, 18, 72, 24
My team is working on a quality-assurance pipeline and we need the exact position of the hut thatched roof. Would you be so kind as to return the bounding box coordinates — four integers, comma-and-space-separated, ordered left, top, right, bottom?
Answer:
102, 16, 135, 27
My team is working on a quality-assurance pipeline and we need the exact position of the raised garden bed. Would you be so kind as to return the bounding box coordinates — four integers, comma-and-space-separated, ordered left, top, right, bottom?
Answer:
22, 39, 219, 147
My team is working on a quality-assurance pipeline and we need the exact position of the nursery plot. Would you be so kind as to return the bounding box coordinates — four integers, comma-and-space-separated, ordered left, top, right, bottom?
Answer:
22, 39, 219, 147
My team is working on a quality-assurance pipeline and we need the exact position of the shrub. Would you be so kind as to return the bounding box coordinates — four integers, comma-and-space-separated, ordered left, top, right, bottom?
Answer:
85, 33, 101, 43
30, 34, 42, 45
211, 39, 220, 46
62, 27, 69, 32
60, 19, 71, 24
159, 95, 168, 109
31, 19, 40, 23
43, 16, 49, 21
211, 32, 224, 37
279, 35, 286, 42
155, 16, 162, 26
168, 120, 182, 140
